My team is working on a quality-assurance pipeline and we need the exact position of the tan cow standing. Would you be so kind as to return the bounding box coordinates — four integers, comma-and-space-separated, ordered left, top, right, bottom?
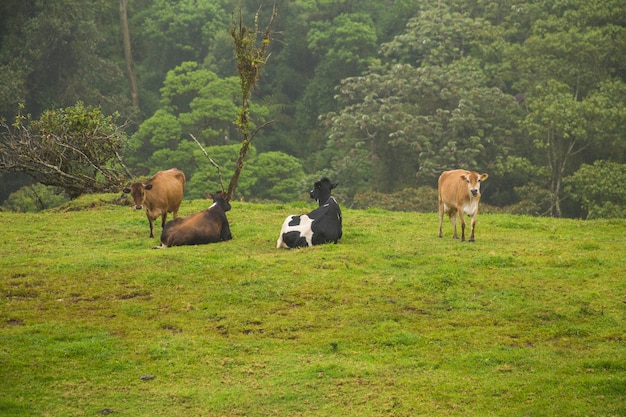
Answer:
123, 168, 186, 238
438, 169, 488, 242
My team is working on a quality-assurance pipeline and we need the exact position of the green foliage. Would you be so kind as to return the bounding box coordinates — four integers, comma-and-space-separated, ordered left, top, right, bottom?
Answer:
308, 13, 378, 66
0, 102, 130, 198
565, 160, 626, 219
327, 58, 521, 197
508, 183, 555, 216
247, 152, 306, 201
227, 6, 277, 201
1, 184, 68, 212
132, 62, 241, 154
130, 0, 231, 115
0, 0, 130, 120
145, 140, 198, 175
2, 0, 626, 219
324, 0, 625, 217
0, 202, 625, 415
353, 187, 439, 212
300, 12, 379, 132
508, 22, 615, 98
134, 109, 182, 150
380, 3, 500, 66
186, 145, 306, 202
186, 144, 257, 200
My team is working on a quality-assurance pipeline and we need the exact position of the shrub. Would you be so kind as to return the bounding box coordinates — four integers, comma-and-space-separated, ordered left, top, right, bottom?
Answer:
2, 184, 69, 212
565, 160, 626, 219
353, 187, 438, 212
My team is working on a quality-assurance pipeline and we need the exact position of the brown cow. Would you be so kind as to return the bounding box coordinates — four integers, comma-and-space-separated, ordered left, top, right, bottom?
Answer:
123, 168, 186, 238
154, 191, 232, 248
438, 169, 489, 242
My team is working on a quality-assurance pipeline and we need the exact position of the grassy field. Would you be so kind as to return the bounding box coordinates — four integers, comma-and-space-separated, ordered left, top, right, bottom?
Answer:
0, 196, 625, 416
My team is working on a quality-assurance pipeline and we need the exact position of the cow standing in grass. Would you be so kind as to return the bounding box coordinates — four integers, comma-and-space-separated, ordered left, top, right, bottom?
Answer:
277, 178, 342, 248
438, 169, 489, 242
154, 191, 232, 248
123, 168, 186, 238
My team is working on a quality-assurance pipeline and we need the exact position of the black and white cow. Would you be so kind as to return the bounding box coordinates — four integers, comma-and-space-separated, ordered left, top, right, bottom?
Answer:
276, 178, 342, 248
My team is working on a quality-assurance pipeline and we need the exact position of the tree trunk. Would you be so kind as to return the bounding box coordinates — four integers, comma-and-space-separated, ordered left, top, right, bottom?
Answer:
120, 0, 139, 109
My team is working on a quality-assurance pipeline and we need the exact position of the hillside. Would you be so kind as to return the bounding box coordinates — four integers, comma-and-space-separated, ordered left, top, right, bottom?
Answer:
1, 200, 624, 416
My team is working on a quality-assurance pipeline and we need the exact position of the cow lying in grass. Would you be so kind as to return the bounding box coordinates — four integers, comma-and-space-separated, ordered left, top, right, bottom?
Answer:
277, 178, 342, 248
154, 191, 232, 248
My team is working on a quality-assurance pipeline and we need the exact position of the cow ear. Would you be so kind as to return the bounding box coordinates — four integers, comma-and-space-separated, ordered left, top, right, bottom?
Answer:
122, 187, 131, 194
144, 184, 153, 190
480, 173, 489, 181
460, 174, 468, 182
331, 182, 338, 189
221, 191, 228, 200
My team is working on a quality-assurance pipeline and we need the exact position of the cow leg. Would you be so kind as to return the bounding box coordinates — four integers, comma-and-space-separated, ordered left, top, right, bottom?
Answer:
220, 222, 232, 241
148, 215, 155, 238
161, 213, 168, 228
458, 212, 466, 242
438, 206, 444, 238
451, 213, 459, 239
468, 214, 476, 242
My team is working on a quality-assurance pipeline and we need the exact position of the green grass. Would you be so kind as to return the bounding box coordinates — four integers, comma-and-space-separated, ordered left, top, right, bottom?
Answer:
1, 198, 625, 416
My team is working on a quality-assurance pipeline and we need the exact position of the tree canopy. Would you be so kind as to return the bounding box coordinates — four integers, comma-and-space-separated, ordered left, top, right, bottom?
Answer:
0, 0, 625, 217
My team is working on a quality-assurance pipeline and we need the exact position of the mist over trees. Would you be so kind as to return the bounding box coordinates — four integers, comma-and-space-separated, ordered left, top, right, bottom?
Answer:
1, 0, 625, 218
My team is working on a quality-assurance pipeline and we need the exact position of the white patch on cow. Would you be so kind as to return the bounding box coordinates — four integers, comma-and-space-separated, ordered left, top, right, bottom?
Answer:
294, 215, 314, 245
208, 201, 217, 210
276, 214, 315, 248
463, 199, 479, 216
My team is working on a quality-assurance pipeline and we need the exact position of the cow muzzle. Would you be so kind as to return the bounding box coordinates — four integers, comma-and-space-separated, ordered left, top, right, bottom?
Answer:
470, 189, 479, 197
134, 205, 143, 210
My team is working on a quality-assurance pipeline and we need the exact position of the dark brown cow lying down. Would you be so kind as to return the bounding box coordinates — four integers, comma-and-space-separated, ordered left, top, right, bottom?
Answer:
123, 168, 186, 238
153, 191, 232, 249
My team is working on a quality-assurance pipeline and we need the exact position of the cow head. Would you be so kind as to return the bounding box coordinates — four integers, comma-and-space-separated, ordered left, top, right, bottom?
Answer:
310, 177, 338, 205
208, 191, 231, 212
123, 182, 153, 210
460, 172, 489, 197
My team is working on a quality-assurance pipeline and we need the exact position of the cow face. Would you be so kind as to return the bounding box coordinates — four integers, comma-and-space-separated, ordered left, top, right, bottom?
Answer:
460, 172, 489, 197
123, 182, 153, 210
208, 191, 231, 212
309, 177, 338, 205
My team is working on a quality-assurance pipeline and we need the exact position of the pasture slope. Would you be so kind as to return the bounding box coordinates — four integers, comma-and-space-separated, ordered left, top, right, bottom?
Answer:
0, 196, 625, 417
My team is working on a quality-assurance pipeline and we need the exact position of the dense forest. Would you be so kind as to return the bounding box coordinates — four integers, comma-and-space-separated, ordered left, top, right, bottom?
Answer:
1, 0, 625, 218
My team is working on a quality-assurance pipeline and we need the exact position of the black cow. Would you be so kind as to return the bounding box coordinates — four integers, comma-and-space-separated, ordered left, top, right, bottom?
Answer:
276, 178, 342, 248
154, 191, 232, 248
